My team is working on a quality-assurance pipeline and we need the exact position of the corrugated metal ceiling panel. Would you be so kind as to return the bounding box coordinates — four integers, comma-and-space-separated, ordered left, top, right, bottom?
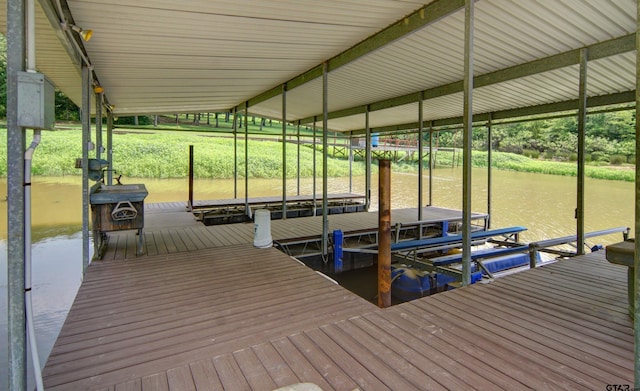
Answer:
0, 0, 635, 129
256, 0, 636, 132
65, 0, 426, 114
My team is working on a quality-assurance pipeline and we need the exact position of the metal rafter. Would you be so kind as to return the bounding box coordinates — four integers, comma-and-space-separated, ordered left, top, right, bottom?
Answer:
350, 90, 635, 135
296, 34, 634, 128
238, 0, 465, 112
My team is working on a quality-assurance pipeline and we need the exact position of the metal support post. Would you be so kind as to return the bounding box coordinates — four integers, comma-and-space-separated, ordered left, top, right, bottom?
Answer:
322, 63, 329, 256
233, 107, 238, 199
282, 84, 288, 219
7, 0, 27, 387
577, 48, 588, 255
418, 92, 424, 220
245, 102, 249, 215
634, 2, 640, 385
107, 111, 113, 185
297, 122, 301, 196
313, 117, 317, 212
95, 92, 102, 160
82, 64, 91, 273
461, 0, 475, 286
487, 114, 493, 228
365, 106, 372, 211
349, 134, 353, 193
378, 159, 392, 308
429, 124, 433, 206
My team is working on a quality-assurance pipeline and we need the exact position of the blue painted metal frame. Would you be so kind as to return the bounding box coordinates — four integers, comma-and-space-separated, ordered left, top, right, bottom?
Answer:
389, 226, 526, 252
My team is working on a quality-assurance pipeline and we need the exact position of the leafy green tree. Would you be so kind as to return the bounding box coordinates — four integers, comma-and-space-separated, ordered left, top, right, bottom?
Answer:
55, 90, 79, 121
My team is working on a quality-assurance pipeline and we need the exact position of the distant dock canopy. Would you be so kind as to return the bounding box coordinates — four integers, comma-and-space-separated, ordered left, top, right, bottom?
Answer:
192, 193, 366, 226
350, 136, 460, 165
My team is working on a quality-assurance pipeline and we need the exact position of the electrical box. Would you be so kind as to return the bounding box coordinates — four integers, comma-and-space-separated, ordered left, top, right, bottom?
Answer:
18, 71, 55, 130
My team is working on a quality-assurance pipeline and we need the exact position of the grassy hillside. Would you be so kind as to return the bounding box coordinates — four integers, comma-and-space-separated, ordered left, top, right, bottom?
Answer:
0, 127, 634, 182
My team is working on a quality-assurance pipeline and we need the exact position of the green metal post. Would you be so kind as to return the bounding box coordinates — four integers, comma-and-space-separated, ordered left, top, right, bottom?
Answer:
577, 48, 588, 255
245, 102, 249, 215
487, 114, 492, 229
365, 106, 371, 211
107, 111, 113, 185
349, 133, 353, 193
461, 0, 474, 286
322, 63, 329, 256
418, 92, 424, 220
95, 92, 102, 160
313, 117, 317, 211
297, 122, 301, 196
82, 64, 91, 273
429, 124, 433, 206
282, 84, 288, 219
233, 107, 238, 199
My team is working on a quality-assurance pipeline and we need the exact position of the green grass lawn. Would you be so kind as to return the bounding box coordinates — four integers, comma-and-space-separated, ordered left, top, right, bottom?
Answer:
0, 126, 634, 182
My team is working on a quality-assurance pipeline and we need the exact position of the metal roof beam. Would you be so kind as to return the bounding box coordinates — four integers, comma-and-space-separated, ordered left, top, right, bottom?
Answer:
349, 90, 635, 135
239, 0, 465, 112
298, 33, 635, 126
37, 0, 82, 67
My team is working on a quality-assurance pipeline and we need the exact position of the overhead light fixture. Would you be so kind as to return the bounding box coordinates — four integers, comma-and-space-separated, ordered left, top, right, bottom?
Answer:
61, 22, 93, 41
71, 24, 93, 41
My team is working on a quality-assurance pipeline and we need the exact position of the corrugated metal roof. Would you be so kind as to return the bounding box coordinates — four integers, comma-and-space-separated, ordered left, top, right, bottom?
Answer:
0, 0, 636, 132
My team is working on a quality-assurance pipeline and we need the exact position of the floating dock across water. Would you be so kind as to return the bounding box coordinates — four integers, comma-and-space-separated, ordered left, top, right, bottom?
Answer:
40, 203, 634, 390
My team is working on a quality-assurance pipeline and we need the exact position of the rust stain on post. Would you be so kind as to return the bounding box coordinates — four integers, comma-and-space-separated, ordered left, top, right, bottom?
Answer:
378, 159, 392, 308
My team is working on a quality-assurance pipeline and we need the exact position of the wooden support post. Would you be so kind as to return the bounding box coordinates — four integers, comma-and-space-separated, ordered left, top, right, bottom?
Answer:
378, 159, 392, 308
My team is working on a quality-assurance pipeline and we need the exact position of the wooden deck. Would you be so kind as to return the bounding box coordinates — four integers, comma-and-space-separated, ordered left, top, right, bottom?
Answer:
191, 193, 365, 208
44, 249, 633, 390
43, 244, 377, 390
44, 203, 633, 390
101, 204, 487, 261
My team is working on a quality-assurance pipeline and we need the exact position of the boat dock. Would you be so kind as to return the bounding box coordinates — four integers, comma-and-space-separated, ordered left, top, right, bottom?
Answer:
100, 203, 488, 261
191, 193, 367, 225
42, 204, 634, 390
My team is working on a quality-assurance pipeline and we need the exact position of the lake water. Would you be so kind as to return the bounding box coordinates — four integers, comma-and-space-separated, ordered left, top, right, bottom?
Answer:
0, 167, 635, 387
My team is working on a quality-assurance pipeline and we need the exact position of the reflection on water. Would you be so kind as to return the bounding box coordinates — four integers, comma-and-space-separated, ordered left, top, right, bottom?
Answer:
0, 168, 635, 387
0, 233, 83, 389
